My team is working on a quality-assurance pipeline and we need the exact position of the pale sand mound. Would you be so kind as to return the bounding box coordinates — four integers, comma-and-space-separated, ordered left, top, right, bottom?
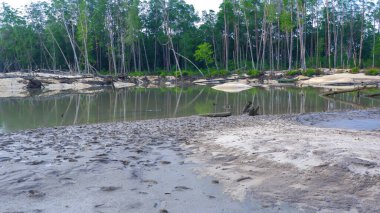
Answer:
299, 73, 380, 88
0, 78, 28, 98
187, 111, 380, 212
212, 82, 252, 93
0, 72, 136, 98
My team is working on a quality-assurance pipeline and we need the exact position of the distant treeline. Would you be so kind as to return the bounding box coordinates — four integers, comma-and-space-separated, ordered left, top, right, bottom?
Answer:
1, 0, 380, 75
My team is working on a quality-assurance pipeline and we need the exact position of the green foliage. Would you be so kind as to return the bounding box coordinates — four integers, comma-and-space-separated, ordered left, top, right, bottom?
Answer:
205, 69, 229, 78
174, 70, 198, 78
301, 69, 321, 77
1, 0, 380, 74
98, 70, 111, 75
286, 70, 302, 76
247, 70, 262, 78
159, 71, 173, 77
129, 71, 145, 77
280, 12, 293, 32
194, 42, 214, 67
365, 69, 380, 76
351, 67, 360, 74
125, 0, 141, 45
265, 3, 277, 23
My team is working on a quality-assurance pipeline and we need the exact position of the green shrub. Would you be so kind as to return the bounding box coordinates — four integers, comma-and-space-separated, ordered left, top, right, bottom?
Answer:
365, 69, 380, 76
128, 71, 144, 77
247, 69, 262, 78
174, 70, 198, 78
98, 70, 111, 75
216, 69, 229, 77
205, 69, 229, 78
351, 67, 360, 74
302, 68, 321, 77
159, 71, 167, 77
174, 71, 182, 78
286, 70, 301, 76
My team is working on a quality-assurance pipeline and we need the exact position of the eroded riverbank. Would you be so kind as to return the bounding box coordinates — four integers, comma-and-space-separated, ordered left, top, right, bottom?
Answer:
0, 109, 379, 212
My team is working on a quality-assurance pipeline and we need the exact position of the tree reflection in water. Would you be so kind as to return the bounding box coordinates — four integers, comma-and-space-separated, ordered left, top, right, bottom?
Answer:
0, 86, 379, 132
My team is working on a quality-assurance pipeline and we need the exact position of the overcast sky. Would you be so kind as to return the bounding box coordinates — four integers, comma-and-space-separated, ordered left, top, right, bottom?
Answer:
0, 0, 222, 13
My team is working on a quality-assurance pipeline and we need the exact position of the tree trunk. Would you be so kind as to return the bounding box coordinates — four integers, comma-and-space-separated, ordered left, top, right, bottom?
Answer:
358, 0, 365, 68
326, 0, 331, 70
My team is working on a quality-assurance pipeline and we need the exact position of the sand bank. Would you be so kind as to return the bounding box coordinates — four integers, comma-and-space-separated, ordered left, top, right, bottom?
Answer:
0, 109, 379, 212
298, 73, 380, 89
187, 109, 380, 212
0, 72, 137, 98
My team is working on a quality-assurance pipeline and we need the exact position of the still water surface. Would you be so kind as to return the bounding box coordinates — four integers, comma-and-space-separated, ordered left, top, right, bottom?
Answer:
0, 86, 379, 132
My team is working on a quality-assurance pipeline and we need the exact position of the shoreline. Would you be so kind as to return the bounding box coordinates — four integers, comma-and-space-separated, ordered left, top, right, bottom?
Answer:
1, 71, 380, 99
0, 109, 379, 212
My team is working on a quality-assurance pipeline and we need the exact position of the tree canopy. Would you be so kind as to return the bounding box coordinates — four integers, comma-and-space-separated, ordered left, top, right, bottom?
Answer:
1, 0, 380, 74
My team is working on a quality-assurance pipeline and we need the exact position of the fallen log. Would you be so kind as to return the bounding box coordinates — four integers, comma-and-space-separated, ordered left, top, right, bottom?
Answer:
366, 93, 380, 98
199, 112, 232, 118
322, 86, 368, 96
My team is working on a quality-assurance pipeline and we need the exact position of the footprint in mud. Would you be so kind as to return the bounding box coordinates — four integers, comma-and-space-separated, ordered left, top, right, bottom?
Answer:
128, 202, 143, 209
59, 177, 76, 185
120, 160, 130, 166
25, 160, 45, 165
128, 156, 141, 161
131, 169, 142, 179
28, 190, 46, 198
160, 161, 171, 165
212, 180, 219, 184
142, 179, 158, 186
100, 186, 121, 192
138, 191, 148, 195
89, 157, 111, 164
174, 186, 192, 192
0, 157, 12, 162
236, 177, 252, 182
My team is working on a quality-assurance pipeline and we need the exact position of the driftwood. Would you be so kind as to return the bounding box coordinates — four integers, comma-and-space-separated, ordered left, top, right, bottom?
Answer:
322, 86, 368, 96
200, 112, 232, 118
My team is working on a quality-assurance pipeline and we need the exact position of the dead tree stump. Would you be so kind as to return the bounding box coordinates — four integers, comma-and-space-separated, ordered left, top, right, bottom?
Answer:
248, 106, 260, 116
27, 79, 43, 89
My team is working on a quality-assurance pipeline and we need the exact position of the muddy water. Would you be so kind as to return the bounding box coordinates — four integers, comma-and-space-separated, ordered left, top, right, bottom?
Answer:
0, 86, 379, 132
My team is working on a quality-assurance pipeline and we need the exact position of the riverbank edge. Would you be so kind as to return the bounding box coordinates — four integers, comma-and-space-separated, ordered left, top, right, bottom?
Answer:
2, 70, 380, 98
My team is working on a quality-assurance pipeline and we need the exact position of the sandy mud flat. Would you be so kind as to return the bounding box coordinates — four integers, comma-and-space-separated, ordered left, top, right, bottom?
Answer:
0, 109, 379, 212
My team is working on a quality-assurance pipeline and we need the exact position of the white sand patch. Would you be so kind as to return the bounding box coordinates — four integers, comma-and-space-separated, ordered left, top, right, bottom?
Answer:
0, 72, 136, 97
187, 112, 380, 211
299, 73, 380, 88
113, 82, 136, 89
0, 78, 28, 98
45, 82, 94, 91
212, 82, 252, 93
205, 125, 380, 173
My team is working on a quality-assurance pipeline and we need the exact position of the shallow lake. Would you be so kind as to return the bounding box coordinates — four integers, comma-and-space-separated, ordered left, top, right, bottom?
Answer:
0, 86, 379, 133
